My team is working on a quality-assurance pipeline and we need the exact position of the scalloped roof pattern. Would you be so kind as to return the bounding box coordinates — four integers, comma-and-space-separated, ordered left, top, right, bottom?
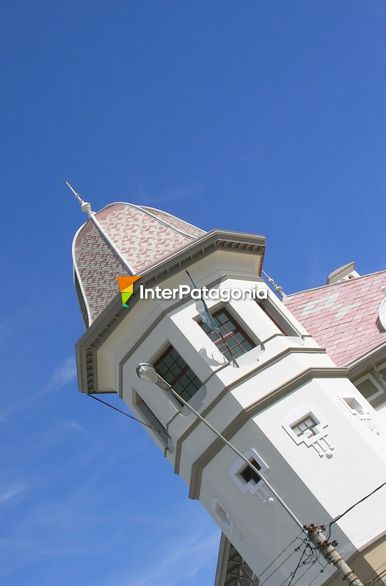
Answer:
284, 270, 386, 367
73, 203, 206, 326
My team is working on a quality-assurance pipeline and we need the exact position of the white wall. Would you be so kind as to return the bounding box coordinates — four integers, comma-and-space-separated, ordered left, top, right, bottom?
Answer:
95, 249, 386, 585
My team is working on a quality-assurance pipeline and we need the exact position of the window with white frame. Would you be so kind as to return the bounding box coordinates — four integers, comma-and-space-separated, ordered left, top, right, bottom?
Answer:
342, 397, 367, 415
283, 407, 333, 458
290, 414, 319, 438
355, 373, 385, 403
339, 394, 380, 434
239, 458, 261, 486
229, 449, 271, 498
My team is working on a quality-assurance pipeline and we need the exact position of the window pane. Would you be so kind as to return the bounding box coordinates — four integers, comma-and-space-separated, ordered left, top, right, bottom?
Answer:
343, 397, 365, 414
216, 311, 227, 325
198, 308, 255, 361
291, 415, 318, 437
155, 346, 202, 403
239, 459, 261, 484
356, 378, 380, 400
241, 340, 253, 352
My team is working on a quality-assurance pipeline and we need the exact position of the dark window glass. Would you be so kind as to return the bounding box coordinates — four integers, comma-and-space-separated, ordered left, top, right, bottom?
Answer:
199, 308, 255, 361
291, 415, 318, 437
239, 459, 261, 484
356, 378, 381, 401
154, 346, 202, 402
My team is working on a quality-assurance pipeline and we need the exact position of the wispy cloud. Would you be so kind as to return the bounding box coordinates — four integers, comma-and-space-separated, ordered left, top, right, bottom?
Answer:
62, 421, 86, 433
1, 357, 77, 418
0, 483, 27, 504
43, 357, 76, 391
123, 527, 219, 586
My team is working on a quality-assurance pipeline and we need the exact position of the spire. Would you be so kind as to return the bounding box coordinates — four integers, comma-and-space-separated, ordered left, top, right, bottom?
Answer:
65, 180, 94, 217
67, 180, 136, 275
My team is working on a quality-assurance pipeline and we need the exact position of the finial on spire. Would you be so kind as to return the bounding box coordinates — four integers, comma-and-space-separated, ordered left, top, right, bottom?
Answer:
262, 270, 286, 299
65, 180, 93, 216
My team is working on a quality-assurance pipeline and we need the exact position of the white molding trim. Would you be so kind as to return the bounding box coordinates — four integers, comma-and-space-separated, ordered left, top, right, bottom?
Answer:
355, 372, 385, 402
338, 393, 380, 435
229, 449, 273, 503
282, 404, 334, 458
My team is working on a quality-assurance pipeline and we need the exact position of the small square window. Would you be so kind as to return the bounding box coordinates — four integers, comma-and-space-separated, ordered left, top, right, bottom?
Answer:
239, 459, 261, 485
355, 374, 384, 402
291, 415, 318, 438
343, 397, 366, 415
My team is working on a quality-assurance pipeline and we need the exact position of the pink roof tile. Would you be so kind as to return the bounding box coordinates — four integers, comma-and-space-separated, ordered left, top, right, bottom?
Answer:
284, 271, 386, 366
73, 203, 206, 326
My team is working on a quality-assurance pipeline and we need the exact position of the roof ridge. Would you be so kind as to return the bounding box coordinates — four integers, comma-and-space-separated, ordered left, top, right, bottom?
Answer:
286, 269, 386, 299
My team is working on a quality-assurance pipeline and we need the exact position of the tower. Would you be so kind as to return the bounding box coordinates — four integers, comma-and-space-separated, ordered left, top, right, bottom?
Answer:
72, 198, 386, 585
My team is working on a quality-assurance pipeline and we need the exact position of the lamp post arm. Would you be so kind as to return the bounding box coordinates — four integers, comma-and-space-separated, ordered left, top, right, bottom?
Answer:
157, 374, 304, 532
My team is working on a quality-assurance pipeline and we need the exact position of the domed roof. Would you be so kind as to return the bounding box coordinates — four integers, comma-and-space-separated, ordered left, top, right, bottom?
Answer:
73, 202, 206, 326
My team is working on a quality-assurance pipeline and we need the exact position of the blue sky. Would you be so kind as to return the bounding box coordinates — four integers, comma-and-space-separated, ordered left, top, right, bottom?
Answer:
1, 2, 385, 585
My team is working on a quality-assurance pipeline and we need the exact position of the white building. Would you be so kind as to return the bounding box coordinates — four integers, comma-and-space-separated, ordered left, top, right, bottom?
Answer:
72, 200, 386, 585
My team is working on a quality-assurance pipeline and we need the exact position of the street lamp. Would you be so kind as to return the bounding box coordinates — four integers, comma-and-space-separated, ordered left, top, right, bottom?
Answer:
136, 362, 302, 530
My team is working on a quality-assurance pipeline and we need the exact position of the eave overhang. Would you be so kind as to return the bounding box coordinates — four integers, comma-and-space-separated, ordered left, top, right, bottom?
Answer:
75, 229, 266, 395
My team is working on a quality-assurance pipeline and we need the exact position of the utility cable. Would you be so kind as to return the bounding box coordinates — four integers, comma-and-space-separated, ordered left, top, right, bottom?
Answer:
284, 542, 311, 586
329, 480, 386, 527
87, 393, 170, 441
257, 530, 304, 581
290, 554, 318, 586
259, 548, 301, 586
280, 539, 316, 586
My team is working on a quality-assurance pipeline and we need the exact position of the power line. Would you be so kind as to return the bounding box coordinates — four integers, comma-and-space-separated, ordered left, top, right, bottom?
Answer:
305, 524, 363, 586
280, 540, 323, 586
285, 544, 310, 586
257, 531, 304, 582
86, 393, 170, 442
329, 480, 386, 527
259, 547, 301, 586
291, 554, 319, 586
292, 543, 324, 585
